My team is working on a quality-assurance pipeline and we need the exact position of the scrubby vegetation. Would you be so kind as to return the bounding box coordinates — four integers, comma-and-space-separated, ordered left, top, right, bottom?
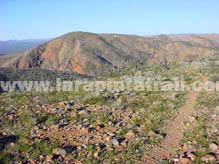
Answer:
0, 58, 219, 163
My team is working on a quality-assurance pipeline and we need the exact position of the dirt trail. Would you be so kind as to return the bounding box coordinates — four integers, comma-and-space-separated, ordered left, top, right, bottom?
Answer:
143, 76, 208, 163
145, 91, 198, 163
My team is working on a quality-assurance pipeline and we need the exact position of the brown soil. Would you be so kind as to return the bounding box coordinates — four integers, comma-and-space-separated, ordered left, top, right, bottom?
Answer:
143, 76, 208, 164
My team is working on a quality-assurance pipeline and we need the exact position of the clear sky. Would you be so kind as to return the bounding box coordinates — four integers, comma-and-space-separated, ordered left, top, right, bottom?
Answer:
1, 0, 219, 40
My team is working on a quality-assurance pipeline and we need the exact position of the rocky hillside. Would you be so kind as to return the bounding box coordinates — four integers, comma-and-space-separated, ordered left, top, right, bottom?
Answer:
0, 68, 90, 93
0, 61, 218, 163
1, 32, 219, 77
0, 68, 89, 82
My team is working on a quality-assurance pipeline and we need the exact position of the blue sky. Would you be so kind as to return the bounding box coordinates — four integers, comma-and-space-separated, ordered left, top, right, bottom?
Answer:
1, 0, 219, 40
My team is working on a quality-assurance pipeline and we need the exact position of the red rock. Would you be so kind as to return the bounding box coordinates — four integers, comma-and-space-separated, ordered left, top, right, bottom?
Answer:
200, 154, 216, 163
125, 130, 136, 139
179, 157, 191, 164
147, 130, 156, 137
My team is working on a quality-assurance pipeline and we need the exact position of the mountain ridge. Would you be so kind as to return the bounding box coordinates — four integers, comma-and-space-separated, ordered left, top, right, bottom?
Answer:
1, 32, 219, 77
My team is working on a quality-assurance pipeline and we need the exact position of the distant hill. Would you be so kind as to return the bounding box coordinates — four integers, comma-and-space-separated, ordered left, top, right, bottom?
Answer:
1, 32, 219, 77
0, 67, 90, 92
0, 39, 50, 54
0, 68, 90, 82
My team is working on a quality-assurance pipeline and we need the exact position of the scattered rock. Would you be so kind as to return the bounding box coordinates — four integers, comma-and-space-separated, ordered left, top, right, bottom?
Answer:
188, 116, 195, 122
112, 138, 119, 146
94, 151, 100, 157
78, 110, 89, 117
30, 129, 37, 136
155, 134, 164, 139
179, 157, 191, 164
147, 130, 156, 137
39, 155, 45, 161
50, 124, 59, 130
125, 130, 136, 139
50, 108, 58, 113
200, 154, 216, 163
58, 102, 66, 107
52, 148, 67, 157
1, 79, 218, 164
86, 136, 91, 143
172, 158, 179, 163
187, 152, 196, 161
209, 142, 218, 152
46, 155, 53, 162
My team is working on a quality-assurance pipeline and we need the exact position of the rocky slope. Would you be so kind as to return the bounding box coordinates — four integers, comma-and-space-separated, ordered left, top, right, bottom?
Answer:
1, 32, 219, 77
0, 68, 89, 82
0, 61, 218, 163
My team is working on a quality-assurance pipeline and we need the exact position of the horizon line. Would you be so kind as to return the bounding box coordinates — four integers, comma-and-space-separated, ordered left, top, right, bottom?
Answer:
1, 31, 219, 41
